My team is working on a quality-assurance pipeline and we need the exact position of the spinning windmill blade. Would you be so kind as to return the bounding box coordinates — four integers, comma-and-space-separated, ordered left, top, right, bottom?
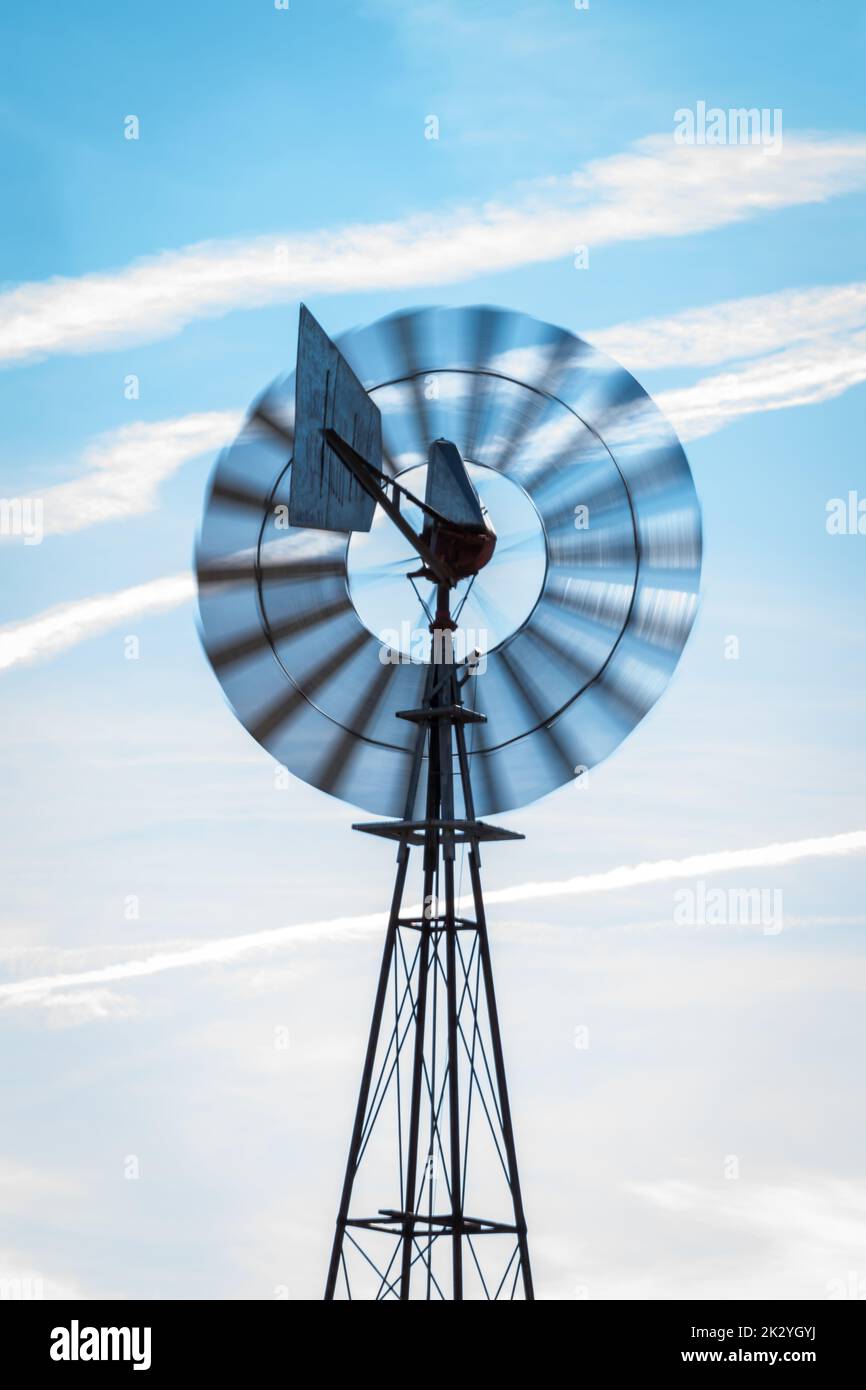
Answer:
196, 305, 700, 820
195, 302, 702, 1301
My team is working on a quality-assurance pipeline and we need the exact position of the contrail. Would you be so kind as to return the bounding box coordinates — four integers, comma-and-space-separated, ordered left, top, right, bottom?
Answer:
5, 282, 865, 555
593, 280, 866, 371
2, 830, 863, 1009
0, 573, 195, 672
480, 830, 866, 901
3, 133, 865, 367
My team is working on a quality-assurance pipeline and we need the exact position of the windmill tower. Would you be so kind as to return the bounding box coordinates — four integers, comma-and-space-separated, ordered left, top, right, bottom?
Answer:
196, 303, 702, 1300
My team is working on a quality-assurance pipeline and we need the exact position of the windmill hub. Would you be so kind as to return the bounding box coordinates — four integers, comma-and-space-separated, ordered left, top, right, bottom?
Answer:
346, 459, 547, 663
419, 437, 497, 583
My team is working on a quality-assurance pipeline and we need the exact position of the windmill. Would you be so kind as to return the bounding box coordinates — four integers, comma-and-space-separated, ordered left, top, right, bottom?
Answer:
196, 303, 702, 1300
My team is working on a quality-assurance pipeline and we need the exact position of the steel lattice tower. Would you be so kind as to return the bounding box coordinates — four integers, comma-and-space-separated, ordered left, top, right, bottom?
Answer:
325, 613, 533, 1300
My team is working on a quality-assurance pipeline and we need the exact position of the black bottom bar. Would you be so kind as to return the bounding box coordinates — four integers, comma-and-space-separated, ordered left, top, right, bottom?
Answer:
7, 1299, 860, 1371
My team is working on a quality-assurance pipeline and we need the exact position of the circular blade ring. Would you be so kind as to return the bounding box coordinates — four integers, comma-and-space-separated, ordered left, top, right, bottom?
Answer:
196, 306, 701, 816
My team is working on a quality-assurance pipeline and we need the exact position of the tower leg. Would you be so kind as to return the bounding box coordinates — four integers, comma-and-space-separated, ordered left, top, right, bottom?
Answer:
323, 846, 409, 1300
455, 708, 534, 1300
468, 847, 534, 1300
398, 669, 442, 1299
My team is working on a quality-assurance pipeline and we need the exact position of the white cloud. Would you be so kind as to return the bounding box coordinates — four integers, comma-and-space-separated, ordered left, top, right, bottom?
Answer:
22, 276, 866, 551
28, 989, 141, 1028
0, 1165, 94, 1297
658, 329, 866, 441
627, 1179, 866, 1300
0, 1250, 86, 1301
0, 909, 390, 1007
2, 133, 866, 366
593, 280, 866, 370
481, 829, 866, 904
501, 315, 866, 456
36, 410, 239, 536
1, 829, 863, 1011
0, 572, 195, 672
1, 271, 862, 560
0, 1158, 81, 1207
2, 276, 865, 676
0, 319, 860, 671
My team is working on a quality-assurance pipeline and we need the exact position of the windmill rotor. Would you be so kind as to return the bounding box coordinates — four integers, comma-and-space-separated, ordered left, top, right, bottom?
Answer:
196, 304, 701, 818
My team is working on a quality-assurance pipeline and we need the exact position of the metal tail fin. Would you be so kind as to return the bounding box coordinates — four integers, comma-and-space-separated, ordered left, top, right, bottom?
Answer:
290, 305, 381, 532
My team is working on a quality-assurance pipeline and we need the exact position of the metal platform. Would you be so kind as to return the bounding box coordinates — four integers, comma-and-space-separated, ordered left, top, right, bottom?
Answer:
353, 817, 524, 847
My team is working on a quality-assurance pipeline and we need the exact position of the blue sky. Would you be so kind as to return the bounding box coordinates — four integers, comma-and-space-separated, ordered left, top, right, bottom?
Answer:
1, 0, 865, 1300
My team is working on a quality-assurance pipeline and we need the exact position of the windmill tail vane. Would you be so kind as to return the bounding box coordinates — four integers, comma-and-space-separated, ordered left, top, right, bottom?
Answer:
195, 301, 702, 1300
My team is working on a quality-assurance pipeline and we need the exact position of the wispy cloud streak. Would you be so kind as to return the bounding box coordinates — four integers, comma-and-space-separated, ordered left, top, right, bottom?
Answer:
658, 329, 866, 440
593, 281, 866, 371
6, 275, 866, 556
3, 134, 866, 366
34, 411, 241, 535
2, 830, 863, 1010
5, 269, 866, 673
5, 313, 866, 670
0, 573, 195, 672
